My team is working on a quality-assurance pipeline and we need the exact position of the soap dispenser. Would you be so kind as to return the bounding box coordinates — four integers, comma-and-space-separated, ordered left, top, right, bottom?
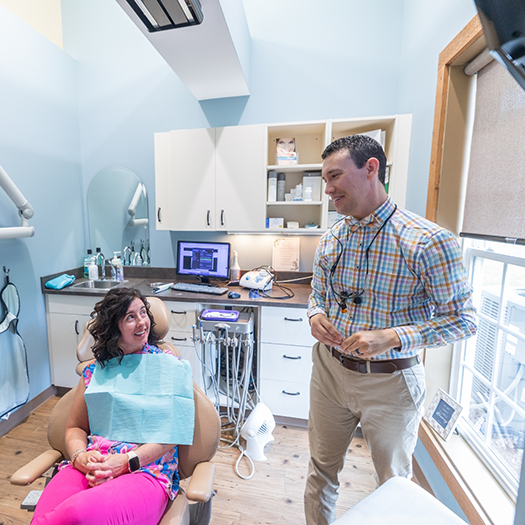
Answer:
88, 259, 98, 280
230, 251, 241, 281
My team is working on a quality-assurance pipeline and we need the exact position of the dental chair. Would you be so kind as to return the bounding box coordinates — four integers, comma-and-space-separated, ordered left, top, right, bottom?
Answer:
11, 297, 221, 525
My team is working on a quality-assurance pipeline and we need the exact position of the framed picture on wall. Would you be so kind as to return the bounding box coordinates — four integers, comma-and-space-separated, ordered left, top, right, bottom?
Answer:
423, 388, 463, 441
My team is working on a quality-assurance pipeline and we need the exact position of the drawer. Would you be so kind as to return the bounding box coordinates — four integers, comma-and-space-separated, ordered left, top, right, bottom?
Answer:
168, 329, 193, 347
164, 301, 196, 332
260, 378, 310, 419
261, 306, 315, 346
259, 343, 312, 382
46, 295, 97, 315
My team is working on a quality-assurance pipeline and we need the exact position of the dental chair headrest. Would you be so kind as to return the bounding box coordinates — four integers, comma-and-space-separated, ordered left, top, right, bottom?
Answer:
147, 296, 170, 341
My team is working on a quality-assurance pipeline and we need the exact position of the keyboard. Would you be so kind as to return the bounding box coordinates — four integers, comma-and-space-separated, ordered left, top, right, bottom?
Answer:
171, 282, 228, 295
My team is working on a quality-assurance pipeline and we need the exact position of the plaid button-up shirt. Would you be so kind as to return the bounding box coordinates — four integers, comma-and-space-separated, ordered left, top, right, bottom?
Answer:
308, 197, 477, 360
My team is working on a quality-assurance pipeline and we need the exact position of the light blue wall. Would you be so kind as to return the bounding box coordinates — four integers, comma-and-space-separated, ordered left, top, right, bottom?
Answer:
0, 5, 83, 400
398, 0, 477, 215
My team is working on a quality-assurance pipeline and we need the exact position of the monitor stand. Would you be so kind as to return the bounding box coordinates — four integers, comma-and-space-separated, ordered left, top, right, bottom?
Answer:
199, 276, 215, 287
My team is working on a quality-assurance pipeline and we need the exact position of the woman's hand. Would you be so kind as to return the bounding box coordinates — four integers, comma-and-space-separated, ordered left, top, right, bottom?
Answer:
84, 453, 130, 487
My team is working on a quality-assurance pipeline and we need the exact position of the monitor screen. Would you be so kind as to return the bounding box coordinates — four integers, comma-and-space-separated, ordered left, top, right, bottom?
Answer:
176, 240, 231, 283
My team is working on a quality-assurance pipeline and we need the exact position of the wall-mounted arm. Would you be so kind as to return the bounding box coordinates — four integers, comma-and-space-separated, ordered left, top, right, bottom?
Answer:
0, 164, 35, 240
128, 182, 148, 228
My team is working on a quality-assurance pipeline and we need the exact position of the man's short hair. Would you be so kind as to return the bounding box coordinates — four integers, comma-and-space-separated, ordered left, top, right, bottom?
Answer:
322, 135, 387, 186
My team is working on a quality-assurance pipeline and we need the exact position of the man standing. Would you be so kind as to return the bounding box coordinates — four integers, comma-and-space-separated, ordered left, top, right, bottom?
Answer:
304, 135, 476, 525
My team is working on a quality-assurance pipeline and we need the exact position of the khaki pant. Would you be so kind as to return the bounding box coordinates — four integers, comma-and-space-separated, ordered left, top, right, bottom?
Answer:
304, 342, 425, 525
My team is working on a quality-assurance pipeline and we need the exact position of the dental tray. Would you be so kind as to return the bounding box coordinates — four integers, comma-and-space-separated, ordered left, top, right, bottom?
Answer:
200, 309, 240, 322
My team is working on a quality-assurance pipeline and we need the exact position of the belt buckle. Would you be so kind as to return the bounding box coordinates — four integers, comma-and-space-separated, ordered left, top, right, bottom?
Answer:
356, 361, 368, 374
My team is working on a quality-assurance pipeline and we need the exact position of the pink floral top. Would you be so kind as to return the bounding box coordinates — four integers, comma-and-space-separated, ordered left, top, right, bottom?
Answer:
63, 344, 182, 500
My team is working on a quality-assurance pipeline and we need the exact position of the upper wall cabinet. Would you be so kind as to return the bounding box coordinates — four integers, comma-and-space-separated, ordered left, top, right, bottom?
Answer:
155, 124, 266, 232
155, 115, 411, 233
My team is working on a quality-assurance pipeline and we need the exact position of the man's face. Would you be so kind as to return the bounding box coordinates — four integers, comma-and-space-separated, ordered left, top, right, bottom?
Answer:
322, 150, 373, 219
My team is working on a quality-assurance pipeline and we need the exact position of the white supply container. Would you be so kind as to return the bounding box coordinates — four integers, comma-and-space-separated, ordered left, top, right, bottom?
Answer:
303, 172, 322, 201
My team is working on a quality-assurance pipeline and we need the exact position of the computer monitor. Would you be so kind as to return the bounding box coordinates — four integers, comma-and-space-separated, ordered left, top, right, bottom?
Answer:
176, 240, 231, 284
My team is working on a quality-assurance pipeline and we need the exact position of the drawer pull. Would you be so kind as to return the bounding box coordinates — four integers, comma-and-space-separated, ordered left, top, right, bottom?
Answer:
171, 310, 187, 315
75, 320, 79, 335
284, 317, 303, 322
283, 355, 301, 360
171, 337, 188, 342
282, 390, 300, 396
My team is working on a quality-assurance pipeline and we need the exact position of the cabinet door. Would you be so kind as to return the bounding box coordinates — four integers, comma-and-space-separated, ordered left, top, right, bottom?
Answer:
154, 132, 172, 230
48, 313, 90, 388
168, 128, 216, 230
215, 124, 266, 231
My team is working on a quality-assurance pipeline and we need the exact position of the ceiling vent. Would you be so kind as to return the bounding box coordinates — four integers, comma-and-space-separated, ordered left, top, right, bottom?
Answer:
116, 0, 250, 101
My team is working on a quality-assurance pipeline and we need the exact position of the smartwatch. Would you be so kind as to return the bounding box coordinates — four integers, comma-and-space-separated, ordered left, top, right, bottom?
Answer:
127, 451, 140, 473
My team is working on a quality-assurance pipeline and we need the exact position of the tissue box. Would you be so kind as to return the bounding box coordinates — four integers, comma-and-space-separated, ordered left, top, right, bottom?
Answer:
266, 218, 284, 229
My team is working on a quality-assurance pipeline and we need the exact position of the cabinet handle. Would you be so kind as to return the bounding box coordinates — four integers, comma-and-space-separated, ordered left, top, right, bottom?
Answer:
75, 320, 79, 335
284, 317, 303, 322
282, 390, 300, 396
207, 210, 211, 226
157, 207, 162, 223
172, 336, 188, 342
171, 310, 187, 315
283, 355, 302, 360
220, 209, 225, 226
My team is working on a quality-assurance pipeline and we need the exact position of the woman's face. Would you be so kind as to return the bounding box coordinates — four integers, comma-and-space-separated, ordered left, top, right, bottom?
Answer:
277, 138, 295, 153
117, 297, 151, 355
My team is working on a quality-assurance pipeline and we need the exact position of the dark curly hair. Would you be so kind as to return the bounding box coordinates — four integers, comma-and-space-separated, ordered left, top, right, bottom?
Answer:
322, 134, 387, 186
89, 287, 159, 367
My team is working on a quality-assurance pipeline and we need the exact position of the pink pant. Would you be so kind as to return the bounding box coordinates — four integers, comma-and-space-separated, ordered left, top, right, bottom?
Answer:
31, 465, 168, 525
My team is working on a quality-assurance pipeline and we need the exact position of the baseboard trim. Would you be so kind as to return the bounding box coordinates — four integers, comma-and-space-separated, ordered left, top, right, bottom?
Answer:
0, 386, 56, 438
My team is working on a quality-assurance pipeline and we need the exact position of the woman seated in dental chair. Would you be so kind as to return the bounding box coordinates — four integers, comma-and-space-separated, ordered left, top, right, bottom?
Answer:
32, 287, 194, 525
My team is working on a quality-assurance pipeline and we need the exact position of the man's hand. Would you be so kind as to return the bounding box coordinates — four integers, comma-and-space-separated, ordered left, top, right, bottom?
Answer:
340, 328, 401, 358
310, 314, 344, 348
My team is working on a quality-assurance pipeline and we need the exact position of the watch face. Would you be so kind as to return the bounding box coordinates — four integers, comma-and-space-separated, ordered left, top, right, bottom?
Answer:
129, 454, 140, 472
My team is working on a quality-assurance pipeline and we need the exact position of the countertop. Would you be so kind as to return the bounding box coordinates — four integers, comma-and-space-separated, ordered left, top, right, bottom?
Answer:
41, 267, 313, 309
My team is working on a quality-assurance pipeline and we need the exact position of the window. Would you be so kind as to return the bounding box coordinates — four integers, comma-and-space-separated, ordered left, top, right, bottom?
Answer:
454, 238, 525, 498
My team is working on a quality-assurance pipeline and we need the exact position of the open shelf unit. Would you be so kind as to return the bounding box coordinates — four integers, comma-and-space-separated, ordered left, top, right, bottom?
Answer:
264, 115, 412, 233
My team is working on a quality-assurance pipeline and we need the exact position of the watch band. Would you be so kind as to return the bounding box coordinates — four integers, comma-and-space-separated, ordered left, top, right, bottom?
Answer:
127, 451, 140, 473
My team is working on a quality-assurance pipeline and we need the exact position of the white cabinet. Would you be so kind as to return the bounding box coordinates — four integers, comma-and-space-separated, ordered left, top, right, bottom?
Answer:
259, 306, 316, 419
162, 300, 201, 387
215, 125, 266, 231
155, 127, 216, 231
154, 124, 266, 231
46, 295, 97, 388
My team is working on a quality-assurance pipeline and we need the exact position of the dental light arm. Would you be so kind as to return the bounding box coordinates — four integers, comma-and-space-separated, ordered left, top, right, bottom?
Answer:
127, 182, 148, 227
0, 164, 35, 240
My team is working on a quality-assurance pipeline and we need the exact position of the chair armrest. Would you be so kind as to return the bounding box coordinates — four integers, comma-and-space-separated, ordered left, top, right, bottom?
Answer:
158, 493, 190, 525
10, 449, 64, 486
185, 461, 216, 502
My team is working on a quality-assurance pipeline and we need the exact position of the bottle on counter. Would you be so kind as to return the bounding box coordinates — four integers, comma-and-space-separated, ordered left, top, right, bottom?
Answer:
95, 247, 106, 279
230, 251, 241, 281
83, 249, 94, 279
88, 259, 98, 280
111, 252, 124, 281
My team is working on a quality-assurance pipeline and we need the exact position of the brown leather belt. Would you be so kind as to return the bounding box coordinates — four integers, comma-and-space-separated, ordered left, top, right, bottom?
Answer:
328, 346, 421, 374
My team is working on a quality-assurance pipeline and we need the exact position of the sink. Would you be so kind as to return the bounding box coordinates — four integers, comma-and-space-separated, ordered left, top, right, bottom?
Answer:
72, 280, 125, 290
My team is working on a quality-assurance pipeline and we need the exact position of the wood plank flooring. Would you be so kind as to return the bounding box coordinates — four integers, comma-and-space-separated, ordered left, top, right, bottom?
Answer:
0, 397, 377, 525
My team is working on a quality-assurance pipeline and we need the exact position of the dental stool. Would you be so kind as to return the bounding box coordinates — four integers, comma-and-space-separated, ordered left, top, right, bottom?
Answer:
11, 296, 221, 525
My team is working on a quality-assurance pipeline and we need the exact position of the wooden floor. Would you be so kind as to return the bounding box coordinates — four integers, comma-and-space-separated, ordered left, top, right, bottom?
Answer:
0, 397, 377, 525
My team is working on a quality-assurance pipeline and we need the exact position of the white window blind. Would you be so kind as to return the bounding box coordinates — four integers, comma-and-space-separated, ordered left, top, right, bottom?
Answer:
461, 59, 525, 243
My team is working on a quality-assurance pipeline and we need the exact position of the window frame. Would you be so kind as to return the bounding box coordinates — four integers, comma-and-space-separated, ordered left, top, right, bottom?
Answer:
451, 241, 525, 500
